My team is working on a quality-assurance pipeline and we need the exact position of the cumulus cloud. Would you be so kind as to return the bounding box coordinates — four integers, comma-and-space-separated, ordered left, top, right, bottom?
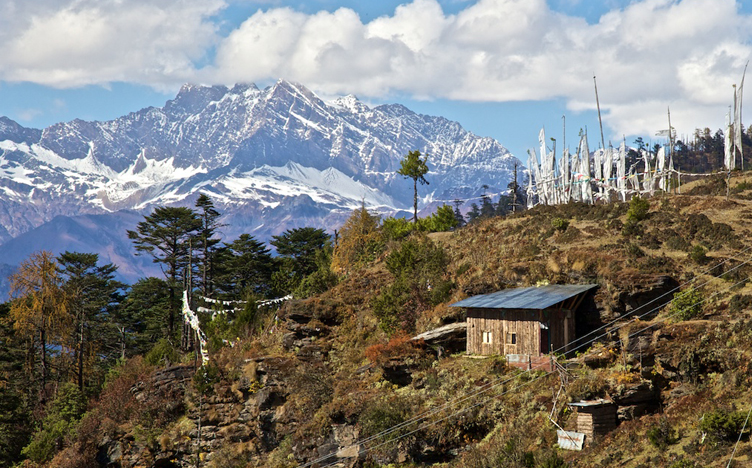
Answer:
209, 0, 752, 138
0, 0, 224, 88
2, 0, 751, 138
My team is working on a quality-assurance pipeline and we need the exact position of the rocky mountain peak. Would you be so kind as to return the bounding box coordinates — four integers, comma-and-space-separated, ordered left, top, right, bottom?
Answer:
0, 79, 519, 278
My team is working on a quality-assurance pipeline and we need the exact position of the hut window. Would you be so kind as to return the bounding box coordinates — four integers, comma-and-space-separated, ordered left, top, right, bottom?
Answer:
482, 331, 492, 344
507, 333, 517, 344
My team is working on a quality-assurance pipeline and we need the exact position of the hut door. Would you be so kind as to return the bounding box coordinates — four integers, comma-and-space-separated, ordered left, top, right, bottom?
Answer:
539, 322, 550, 354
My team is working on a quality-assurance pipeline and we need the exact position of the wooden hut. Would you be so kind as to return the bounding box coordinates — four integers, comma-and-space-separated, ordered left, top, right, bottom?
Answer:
450, 284, 597, 369
568, 399, 618, 441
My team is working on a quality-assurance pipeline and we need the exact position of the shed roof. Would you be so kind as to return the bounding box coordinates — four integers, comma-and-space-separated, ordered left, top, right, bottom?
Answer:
450, 284, 598, 310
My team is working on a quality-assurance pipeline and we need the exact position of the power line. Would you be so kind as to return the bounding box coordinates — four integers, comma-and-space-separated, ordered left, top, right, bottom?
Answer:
315, 267, 752, 468
299, 249, 752, 468
727, 405, 752, 468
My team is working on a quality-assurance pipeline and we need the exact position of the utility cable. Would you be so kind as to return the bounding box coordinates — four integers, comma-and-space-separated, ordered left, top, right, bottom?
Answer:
298, 250, 752, 468
315, 269, 752, 468
727, 404, 752, 468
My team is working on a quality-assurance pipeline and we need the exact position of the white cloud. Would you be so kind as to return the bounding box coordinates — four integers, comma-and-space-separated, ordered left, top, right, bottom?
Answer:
0, 0, 224, 88
1, 0, 751, 139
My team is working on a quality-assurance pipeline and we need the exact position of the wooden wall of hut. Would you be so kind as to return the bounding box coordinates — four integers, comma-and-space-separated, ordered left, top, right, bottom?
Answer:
466, 308, 575, 356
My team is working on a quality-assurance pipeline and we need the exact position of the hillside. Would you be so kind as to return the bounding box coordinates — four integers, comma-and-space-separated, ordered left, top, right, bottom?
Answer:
7, 173, 752, 468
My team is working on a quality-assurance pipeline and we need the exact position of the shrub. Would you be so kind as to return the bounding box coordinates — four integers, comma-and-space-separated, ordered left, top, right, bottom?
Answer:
97, 357, 152, 424
625, 243, 645, 258
364, 332, 415, 366
729, 294, 752, 314
700, 409, 748, 443
551, 218, 570, 232
688, 245, 708, 264
647, 417, 676, 449
621, 219, 644, 237
538, 451, 567, 468
331, 204, 383, 274
669, 289, 704, 321
567, 371, 608, 401
372, 236, 453, 333
381, 217, 416, 241
426, 204, 460, 232
665, 235, 690, 251
626, 195, 650, 222
358, 396, 413, 442
193, 363, 221, 396
21, 383, 87, 464
144, 338, 179, 366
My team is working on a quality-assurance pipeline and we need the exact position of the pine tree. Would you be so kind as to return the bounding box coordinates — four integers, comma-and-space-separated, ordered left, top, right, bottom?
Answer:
452, 199, 465, 227
397, 150, 430, 224
58, 252, 123, 391
117, 277, 171, 356
194, 194, 223, 295
216, 234, 275, 299
331, 204, 382, 274
271, 227, 331, 294
127, 206, 202, 337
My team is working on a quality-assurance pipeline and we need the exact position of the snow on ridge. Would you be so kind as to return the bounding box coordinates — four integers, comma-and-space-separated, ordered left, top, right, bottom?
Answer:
210, 162, 398, 210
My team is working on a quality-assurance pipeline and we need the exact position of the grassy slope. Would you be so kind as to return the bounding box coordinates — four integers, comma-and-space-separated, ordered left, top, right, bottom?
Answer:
63, 173, 752, 468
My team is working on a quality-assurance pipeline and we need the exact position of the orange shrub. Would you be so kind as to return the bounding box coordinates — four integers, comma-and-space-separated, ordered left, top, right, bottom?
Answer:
365, 332, 421, 366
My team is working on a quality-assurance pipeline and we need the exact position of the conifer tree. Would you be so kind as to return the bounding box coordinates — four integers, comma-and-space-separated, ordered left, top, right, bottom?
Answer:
9, 251, 68, 403
216, 234, 275, 299
271, 227, 331, 294
397, 150, 429, 224
58, 252, 122, 391
127, 206, 202, 337
195, 194, 223, 295
331, 204, 382, 274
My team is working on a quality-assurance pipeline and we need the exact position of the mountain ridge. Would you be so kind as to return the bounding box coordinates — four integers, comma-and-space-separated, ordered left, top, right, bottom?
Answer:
0, 79, 518, 281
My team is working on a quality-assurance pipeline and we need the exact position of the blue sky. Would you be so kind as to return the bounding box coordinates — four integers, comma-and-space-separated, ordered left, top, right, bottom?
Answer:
1, 0, 751, 161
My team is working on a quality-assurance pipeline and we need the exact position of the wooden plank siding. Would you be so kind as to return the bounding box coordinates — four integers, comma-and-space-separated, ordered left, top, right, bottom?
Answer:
466, 307, 576, 357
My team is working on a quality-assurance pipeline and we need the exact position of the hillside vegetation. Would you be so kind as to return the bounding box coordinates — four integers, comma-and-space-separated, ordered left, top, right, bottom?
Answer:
5, 174, 752, 468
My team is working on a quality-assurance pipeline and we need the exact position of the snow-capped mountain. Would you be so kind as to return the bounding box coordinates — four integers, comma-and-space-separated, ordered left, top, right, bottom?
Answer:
0, 80, 518, 243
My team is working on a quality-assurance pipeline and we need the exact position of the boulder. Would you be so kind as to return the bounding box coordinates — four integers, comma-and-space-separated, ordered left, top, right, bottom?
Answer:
617, 275, 679, 318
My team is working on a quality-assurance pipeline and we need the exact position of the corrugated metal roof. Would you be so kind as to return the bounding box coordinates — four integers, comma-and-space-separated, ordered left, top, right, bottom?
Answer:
450, 284, 598, 310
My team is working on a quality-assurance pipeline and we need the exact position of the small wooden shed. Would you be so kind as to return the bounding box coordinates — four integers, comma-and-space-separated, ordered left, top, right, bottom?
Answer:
568, 399, 618, 441
450, 284, 597, 366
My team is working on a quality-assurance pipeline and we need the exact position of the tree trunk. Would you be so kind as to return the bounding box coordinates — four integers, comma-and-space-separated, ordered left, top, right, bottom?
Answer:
77, 317, 84, 391
40, 325, 47, 402
413, 178, 418, 224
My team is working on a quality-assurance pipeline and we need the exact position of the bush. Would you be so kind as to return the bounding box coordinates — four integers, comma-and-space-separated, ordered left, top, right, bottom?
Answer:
669, 289, 704, 321
364, 332, 415, 366
567, 371, 608, 401
21, 383, 87, 464
621, 219, 644, 237
144, 338, 180, 366
625, 243, 645, 258
538, 451, 567, 468
626, 195, 650, 222
372, 236, 453, 333
700, 409, 749, 443
381, 217, 416, 241
331, 205, 383, 274
551, 218, 570, 232
97, 357, 152, 424
358, 396, 413, 442
665, 235, 690, 251
729, 294, 752, 314
647, 417, 676, 449
193, 363, 221, 396
688, 245, 708, 264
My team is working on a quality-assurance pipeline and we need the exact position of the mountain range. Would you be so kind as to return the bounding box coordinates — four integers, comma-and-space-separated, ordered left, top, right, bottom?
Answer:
0, 79, 520, 288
